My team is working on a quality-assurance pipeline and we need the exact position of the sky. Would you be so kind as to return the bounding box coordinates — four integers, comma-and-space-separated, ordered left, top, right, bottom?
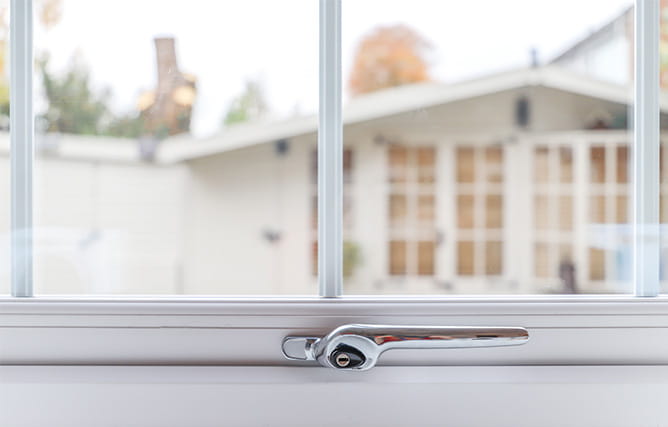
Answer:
33, 0, 634, 137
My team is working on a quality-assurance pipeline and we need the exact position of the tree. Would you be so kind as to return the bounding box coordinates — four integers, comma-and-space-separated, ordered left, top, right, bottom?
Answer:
348, 24, 432, 96
39, 55, 110, 135
38, 55, 113, 135
0, 0, 63, 120
223, 80, 268, 126
37, 55, 143, 138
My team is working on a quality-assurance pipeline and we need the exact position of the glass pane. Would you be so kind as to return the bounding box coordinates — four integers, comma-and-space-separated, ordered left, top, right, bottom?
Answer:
559, 147, 573, 183
590, 147, 606, 184
534, 195, 550, 230
485, 195, 503, 229
32, 0, 318, 294
558, 196, 573, 231
343, 0, 633, 294
485, 241, 503, 276
616, 195, 628, 224
616, 146, 628, 183
535, 147, 550, 183
485, 146, 503, 183
389, 194, 408, 226
457, 195, 474, 229
456, 147, 475, 183
590, 195, 607, 223
417, 240, 435, 276
416, 147, 435, 183
389, 146, 408, 183
389, 240, 407, 275
534, 242, 550, 278
417, 195, 435, 222
589, 248, 606, 281
457, 241, 475, 276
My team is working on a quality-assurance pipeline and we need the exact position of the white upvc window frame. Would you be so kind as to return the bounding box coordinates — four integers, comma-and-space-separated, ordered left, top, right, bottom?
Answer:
1, 0, 667, 367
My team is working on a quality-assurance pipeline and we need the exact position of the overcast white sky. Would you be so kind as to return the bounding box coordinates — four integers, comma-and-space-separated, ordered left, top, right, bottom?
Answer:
34, 0, 633, 137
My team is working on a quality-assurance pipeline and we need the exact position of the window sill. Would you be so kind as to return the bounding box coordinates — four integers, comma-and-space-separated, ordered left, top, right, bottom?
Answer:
0, 296, 667, 366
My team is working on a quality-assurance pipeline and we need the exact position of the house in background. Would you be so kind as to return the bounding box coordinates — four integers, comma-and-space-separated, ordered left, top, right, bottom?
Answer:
155, 66, 668, 296
3, 64, 666, 296
4, 11, 668, 296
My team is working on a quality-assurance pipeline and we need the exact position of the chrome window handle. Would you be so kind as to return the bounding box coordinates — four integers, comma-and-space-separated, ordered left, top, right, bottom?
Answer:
282, 324, 529, 371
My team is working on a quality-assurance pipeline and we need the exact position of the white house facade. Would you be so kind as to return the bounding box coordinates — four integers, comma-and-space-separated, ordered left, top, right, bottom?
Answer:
2, 66, 666, 296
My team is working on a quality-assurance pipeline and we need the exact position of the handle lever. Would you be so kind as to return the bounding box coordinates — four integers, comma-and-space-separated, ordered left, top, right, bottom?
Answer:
282, 324, 529, 371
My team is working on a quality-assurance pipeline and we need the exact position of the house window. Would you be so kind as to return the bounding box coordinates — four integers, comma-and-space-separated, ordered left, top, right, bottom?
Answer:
532, 145, 575, 282
387, 146, 436, 276
455, 145, 504, 277
587, 143, 630, 284
531, 140, 631, 293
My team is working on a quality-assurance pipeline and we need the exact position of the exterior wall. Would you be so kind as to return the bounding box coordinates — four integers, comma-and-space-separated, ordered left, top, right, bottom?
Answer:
182, 136, 313, 294
0, 157, 188, 295
345, 129, 387, 293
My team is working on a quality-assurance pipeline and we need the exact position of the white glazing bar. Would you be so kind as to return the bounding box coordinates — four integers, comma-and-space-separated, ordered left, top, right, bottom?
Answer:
318, 0, 342, 297
633, 0, 660, 297
10, 0, 34, 297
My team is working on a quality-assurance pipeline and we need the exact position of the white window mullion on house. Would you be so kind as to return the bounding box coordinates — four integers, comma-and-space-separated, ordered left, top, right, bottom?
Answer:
574, 136, 590, 290
437, 141, 455, 285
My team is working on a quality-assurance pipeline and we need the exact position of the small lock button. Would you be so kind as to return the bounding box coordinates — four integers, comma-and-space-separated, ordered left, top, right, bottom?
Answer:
329, 344, 366, 369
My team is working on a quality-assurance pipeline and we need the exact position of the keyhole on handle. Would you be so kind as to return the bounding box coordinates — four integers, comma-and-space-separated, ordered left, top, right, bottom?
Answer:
329, 345, 366, 369
335, 352, 350, 367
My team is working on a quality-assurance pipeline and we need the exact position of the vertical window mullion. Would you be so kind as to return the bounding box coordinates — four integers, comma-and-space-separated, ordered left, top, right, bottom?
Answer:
10, 0, 34, 297
318, 0, 343, 297
633, 0, 660, 297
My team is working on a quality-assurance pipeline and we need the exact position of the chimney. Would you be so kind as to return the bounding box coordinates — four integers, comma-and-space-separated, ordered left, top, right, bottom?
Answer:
154, 37, 179, 93
139, 36, 196, 138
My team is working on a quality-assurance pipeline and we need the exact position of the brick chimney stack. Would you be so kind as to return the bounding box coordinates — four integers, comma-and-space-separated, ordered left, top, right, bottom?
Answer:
154, 37, 179, 95
138, 37, 197, 139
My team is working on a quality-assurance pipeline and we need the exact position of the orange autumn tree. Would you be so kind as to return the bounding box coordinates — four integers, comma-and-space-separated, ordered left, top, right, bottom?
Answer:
348, 24, 432, 96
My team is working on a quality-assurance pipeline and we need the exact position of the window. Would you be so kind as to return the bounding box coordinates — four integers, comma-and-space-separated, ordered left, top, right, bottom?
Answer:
28, 0, 320, 295
531, 139, 632, 293
2, 0, 656, 298
387, 145, 436, 277
587, 142, 631, 287
1, 0, 667, 383
455, 145, 504, 279
532, 145, 575, 284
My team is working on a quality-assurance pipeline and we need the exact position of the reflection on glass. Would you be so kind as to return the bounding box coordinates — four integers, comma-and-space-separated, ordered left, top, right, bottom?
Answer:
344, 0, 634, 294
